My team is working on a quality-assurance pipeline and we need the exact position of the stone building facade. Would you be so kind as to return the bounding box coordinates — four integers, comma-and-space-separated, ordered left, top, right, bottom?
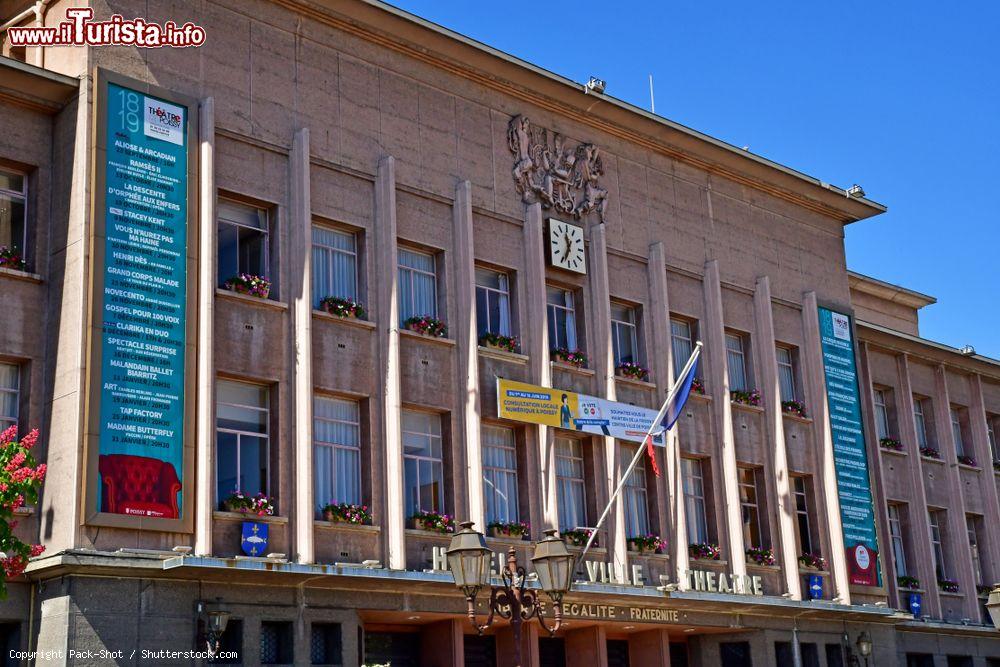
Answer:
0, 0, 998, 665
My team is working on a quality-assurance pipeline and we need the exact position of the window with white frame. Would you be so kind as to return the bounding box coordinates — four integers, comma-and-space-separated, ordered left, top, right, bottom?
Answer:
402, 410, 444, 516
312, 225, 358, 308
670, 318, 695, 380
888, 504, 908, 578
725, 333, 749, 392
217, 199, 269, 287
967, 515, 984, 586
0, 168, 27, 264
475, 268, 512, 338
398, 248, 437, 324
738, 467, 763, 549
313, 396, 362, 508
792, 476, 813, 555
928, 509, 948, 580
546, 286, 578, 351
873, 389, 891, 441
950, 408, 966, 457
913, 397, 929, 448
610, 303, 640, 367
482, 425, 519, 525
776, 347, 796, 402
621, 444, 649, 538
0, 362, 18, 433
682, 457, 709, 544
216, 380, 270, 502
555, 436, 586, 530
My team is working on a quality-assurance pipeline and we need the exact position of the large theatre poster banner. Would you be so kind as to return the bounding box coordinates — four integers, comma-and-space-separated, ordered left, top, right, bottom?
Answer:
496, 378, 664, 446
818, 306, 881, 586
85, 71, 197, 530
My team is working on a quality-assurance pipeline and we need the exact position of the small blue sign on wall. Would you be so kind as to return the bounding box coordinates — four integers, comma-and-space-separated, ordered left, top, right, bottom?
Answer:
241, 521, 269, 557
807, 575, 824, 600
909, 593, 922, 618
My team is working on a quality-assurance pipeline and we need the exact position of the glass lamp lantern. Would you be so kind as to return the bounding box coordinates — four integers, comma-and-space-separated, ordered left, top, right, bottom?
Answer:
987, 586, 1000, 630
855, 631, 873, 657
530, 529, 575, 603
446, 521, 492, 598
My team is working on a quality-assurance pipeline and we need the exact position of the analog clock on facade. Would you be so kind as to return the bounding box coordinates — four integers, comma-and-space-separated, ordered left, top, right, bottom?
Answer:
548, 219, 586, 274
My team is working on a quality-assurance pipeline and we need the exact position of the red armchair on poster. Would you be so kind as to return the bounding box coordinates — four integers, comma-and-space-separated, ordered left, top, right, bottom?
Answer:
98, 454, 182, 519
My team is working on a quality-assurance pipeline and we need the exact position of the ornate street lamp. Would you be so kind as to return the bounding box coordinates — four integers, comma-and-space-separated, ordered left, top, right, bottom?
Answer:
196, 599, 231, 657
856, 631, 873, 666
986, 585, 1000, 629
446, 523, 573, 667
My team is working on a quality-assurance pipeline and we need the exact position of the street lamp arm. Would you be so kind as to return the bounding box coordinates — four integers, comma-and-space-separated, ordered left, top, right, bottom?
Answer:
533, 598, 563, 637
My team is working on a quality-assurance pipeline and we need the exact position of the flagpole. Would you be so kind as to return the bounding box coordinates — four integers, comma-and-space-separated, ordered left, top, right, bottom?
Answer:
576, 342, 703, 566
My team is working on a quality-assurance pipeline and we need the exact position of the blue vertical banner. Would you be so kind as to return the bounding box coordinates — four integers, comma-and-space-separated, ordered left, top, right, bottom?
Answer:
95, 81, 189, 520
818, 307, 881, 586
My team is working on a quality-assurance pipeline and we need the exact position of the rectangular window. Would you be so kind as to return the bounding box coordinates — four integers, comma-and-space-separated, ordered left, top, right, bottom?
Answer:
402, 410, 444, 516
950, 408, 965, 457
621, 444, 649, 538
913, 398, 929, 448
313, 396, 361, 508
398, 248, 437, 323
217, 199, 269, 287
546, 287, 578, 351
482, 425, 519, 524
0, 168, 27, 265
555, 437, 586, 530
311, 225, 357, 308
928, 510, 948, 580
0, 362, 18, 432
738, 467, 763, 549
682, 457, 709, 544
610, 303, 639, 366
725, 333, 749, 392
475, 268, 512, 338
260, 620, 293, 665
792, 476, 813, 555
776, 347, 796, 402
888, 504, 908, 578
216, 380, 270, 503
873, 389, 891, 441
967, 515, 983, 586
989, 417, 998, 462
310, 623, 343, 666
670, 318, 695, 380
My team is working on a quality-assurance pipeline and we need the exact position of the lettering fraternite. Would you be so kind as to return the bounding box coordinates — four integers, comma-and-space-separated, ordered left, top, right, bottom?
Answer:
507, 115, 609, 222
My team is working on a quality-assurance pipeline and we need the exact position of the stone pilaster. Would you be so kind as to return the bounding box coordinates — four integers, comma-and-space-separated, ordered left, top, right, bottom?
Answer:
800, 291, 850, 604
589, 223, 626, 571
969, 375, 1000, 582
194, 97, 216, 556
752, 276, 801, 598
702, 260, 745, 579
932, 365, 980, 619
375, 156, 405, 569
646, 243, 687, 584
452, 181, 484, 530
523, 204, 556, 531
290, 128, 314, 564
895, 353, 941, 616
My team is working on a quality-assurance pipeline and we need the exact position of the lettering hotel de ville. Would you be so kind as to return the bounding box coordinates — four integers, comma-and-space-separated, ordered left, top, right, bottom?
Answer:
0, 0, 999, 665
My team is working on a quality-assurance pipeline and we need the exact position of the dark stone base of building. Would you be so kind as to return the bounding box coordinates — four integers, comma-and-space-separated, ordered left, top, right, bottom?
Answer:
4, 552, 1000, 666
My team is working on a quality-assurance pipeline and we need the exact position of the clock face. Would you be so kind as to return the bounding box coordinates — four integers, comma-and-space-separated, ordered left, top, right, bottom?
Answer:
548, 220, 586, 274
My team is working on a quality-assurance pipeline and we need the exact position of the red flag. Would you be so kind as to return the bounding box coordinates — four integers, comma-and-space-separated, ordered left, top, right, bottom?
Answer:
645, 434, 661, 477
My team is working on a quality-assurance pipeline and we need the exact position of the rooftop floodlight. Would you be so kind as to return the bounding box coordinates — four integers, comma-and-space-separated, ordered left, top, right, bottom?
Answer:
960, 345, 976, 356
846, 184, 865, 198
585, 76, 606, 94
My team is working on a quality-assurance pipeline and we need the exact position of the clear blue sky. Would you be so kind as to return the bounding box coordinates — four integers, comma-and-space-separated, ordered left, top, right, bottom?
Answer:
388, 0, 999, 358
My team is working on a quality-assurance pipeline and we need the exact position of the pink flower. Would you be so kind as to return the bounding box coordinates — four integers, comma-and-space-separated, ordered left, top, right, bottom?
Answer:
21, 429, 38, 450
0, 425, 17, 445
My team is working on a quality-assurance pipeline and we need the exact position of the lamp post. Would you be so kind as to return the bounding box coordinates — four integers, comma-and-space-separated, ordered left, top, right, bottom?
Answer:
196, 599, 231, 657
987, 585, 1000, 630
855, 631, 873, 667
446, 522, 574, 667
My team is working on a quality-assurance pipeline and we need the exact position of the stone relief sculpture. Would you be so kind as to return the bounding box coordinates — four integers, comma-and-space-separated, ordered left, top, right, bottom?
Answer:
507, 115, 609, 223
